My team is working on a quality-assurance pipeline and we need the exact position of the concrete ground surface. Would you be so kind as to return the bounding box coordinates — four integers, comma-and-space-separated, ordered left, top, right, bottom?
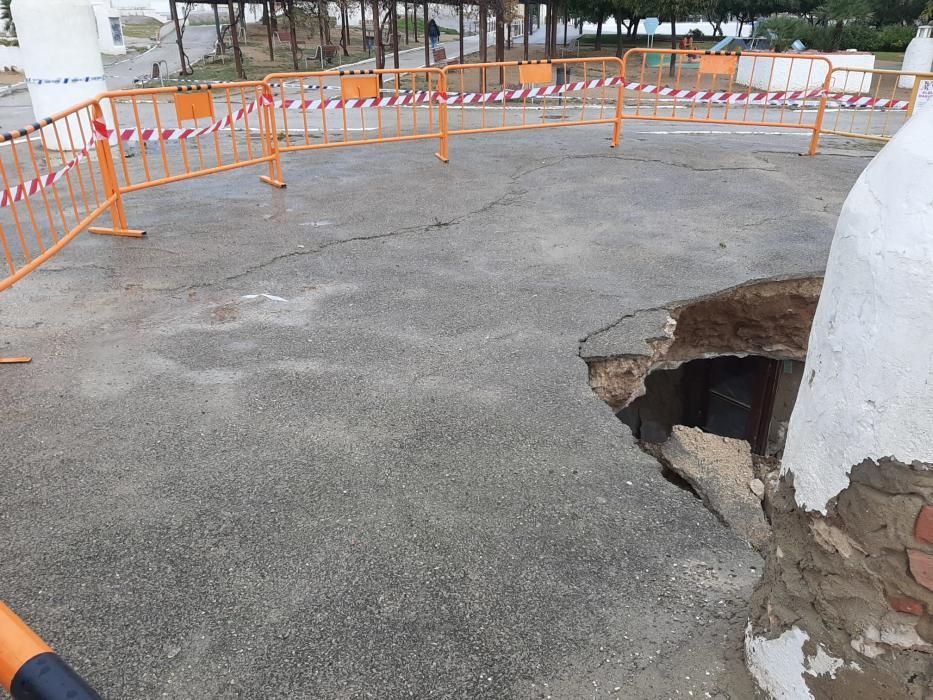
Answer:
0, 127, 872, 698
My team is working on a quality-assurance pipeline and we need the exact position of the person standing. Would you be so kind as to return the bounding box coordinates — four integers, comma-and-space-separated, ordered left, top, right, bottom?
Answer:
428, 19, 440, 48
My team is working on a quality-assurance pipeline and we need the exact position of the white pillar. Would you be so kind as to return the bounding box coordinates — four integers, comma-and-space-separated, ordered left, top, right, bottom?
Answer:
12, 0, 106, 122
746, 108, 933, 697
899, 26, 933, 89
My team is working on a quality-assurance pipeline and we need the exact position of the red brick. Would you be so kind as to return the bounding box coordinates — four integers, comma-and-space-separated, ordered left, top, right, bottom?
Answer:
889, 595, 925, 616
915, 505, 933, 544
908, 550, 933, 592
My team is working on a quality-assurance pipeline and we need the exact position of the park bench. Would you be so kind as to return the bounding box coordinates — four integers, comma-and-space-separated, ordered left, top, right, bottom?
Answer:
135, 60, 168, 86
275, 30, 306, 48
306, 44, 342, 69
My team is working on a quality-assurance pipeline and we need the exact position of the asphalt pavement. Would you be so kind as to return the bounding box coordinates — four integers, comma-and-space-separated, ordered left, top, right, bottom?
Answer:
0, 125, 874, 698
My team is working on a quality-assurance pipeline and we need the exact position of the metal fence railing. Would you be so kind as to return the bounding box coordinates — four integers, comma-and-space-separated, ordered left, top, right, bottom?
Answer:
2, 58, 932, 362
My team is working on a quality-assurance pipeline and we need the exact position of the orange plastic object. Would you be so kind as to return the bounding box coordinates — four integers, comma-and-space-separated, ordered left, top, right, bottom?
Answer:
519, 62, 552, 84
699, 53, 738, 76
340, 75, 380, 100
175, 91, 216, 123
0, 601, 52, 690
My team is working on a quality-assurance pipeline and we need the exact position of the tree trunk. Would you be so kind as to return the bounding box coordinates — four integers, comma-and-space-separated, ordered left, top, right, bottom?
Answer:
615, 15, 622, 57
831, 19, 844, 51
479, 0, 487, 62
341, 2, 350, 54
669, 16, 677, 77
360, 0, 367, 52
391, 0, 399, 68
372, 0, 382, 68
595, 16, 603, 51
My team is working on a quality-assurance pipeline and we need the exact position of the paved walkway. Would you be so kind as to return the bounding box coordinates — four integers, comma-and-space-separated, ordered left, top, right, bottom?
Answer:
103, 25, 217, 89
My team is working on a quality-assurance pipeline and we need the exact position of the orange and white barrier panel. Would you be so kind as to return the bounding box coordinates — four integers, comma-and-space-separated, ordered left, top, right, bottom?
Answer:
620, 49, 833, 155
817, 67, 933, 147
443, 58, 624, 148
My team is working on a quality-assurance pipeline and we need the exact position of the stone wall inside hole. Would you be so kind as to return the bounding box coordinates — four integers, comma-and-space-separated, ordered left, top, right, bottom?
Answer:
618, 356, 805, 458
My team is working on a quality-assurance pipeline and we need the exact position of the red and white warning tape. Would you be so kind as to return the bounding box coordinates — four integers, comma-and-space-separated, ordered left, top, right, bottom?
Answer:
270, 76, 909, 111
626, 83, 910, 110
92, 95, 272, 143
275, 91, 437, 111
444, 77, 623, 104
0, 139, 95, 209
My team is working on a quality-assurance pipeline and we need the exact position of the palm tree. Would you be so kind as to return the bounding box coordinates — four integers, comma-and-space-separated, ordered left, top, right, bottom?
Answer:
819, 0, 872, 51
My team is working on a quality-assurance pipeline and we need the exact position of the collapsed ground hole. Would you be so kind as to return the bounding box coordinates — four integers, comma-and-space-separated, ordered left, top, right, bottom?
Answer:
579, 275, 821, 547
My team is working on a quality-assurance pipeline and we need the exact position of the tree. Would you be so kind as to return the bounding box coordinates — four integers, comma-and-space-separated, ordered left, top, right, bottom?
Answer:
704, 0, 730, 36
819, 0, 872, 50
869, 0, 926, 25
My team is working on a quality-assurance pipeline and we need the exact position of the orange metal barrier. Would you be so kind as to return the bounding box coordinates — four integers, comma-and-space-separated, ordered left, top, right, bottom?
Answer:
94, 82, 275, 195
619, 49, 832, 155
3, 59, 926, 364
261, 68, 447, 186
442, 57, 624, 147
817, 68, 933, 146
0, 98, 117, 300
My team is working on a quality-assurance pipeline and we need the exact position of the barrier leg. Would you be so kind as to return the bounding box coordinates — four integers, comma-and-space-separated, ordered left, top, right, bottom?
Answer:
0, 601, 100, 700
807, 79, 830, 156
435, 75, 450, 163
87, 105, 145, 238
611, 81, 624, 148
259, 92, 287, 188
0, 357, 32, 364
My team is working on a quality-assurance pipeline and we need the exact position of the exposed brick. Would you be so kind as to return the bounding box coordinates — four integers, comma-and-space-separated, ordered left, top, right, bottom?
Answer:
915, 505, 933, 544
908, 550, 933, 592
889, 595, 925, 616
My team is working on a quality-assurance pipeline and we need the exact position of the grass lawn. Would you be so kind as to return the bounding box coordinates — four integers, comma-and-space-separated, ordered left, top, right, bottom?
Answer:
397, 18, 459, 36
874, 51, 906, 64
121, 18, 162, 41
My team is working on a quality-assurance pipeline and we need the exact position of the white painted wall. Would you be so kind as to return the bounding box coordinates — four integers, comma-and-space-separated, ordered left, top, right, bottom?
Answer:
11, 0, 104, 136
737, 52, 876, 93
780, 106, 933, 514
92, 1, 127, 55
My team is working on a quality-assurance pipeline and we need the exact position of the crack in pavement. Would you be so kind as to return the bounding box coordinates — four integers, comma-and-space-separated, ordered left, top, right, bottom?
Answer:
511, 152, 778, 179
144, 188, 523, 294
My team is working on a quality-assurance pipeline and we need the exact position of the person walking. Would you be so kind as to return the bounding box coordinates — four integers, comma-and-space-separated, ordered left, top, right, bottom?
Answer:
428, 19, 440, 49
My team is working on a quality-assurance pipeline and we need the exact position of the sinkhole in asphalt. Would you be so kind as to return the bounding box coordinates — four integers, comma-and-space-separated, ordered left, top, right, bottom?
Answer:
580, 275, 822, 547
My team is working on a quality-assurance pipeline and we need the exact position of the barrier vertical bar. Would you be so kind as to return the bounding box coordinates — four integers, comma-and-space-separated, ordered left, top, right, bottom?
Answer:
87, 101, 146, 237
809, 70, 831, 156
436, 71, 449, 162
259, 83, 287, 188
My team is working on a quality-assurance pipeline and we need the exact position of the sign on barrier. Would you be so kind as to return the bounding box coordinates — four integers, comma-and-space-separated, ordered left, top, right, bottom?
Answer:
911, 78, 933, 116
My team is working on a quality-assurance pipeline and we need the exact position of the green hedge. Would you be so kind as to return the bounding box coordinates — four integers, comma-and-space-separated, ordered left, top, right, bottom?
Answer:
757, 18, 916, 53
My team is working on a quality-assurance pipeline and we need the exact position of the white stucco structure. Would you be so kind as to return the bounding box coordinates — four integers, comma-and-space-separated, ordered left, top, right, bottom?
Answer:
745, 626, 859, 699
736, 52, 875, 92
899, 27, 933, 89
12, 0, 105, 123
779, 107, 933, 514
92, 1, 127, 55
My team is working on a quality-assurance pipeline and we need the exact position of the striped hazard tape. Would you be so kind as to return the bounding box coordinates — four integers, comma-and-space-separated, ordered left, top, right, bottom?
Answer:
270, 76, 908, 112
627, 83, 910, 110
276, 90, 439, 111
92, 95, 272, 142
0, 139, 95, 209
